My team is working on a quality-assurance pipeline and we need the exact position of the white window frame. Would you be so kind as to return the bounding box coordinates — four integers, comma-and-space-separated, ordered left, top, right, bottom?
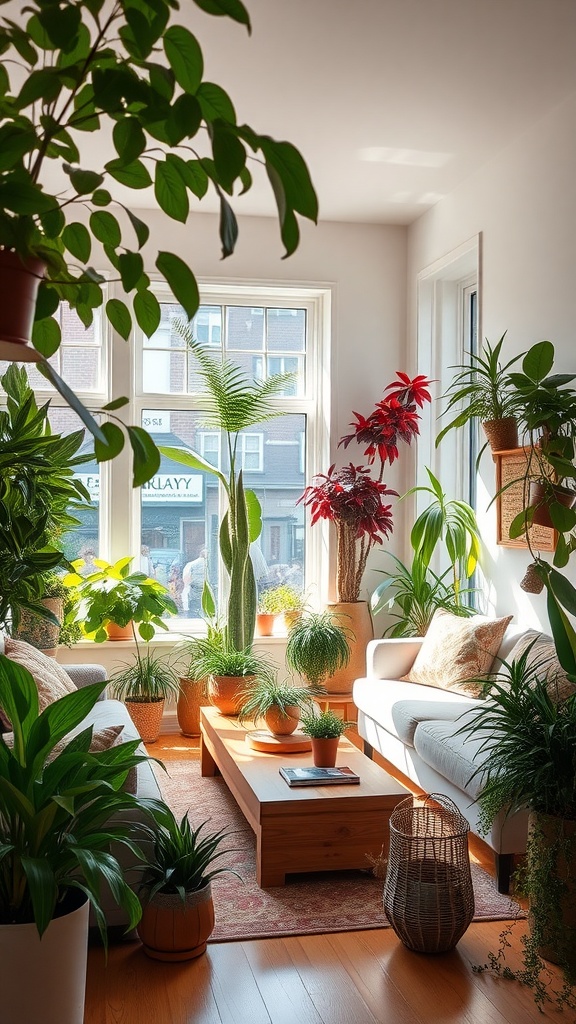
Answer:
238, 432, 263, 472
197, 430, 222, 470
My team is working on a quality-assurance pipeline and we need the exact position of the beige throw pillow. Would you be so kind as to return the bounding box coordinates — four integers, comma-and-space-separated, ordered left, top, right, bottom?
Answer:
505, 630, 576, 702
405, 608, 513, 697
0, 637, 78, 727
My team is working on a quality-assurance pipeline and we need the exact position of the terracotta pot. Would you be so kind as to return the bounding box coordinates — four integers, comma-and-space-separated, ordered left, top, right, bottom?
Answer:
324, 601, 374, 693
482, 417, 518, 452
14, 597, 63, 656
283, 610, 302, 631
125, 697, 165, 743
528, 813, 576, 971
311, 736, 340, 767
255, 612, 276, 637
208, 674, 252, 716
264, 704, 301, 736
137, 882, 215, 962
0, 890, 89, 1024
105, 621, 134, 641
0, 249, 45, 362
528, 479, 576, 529
177, 677, 206, 737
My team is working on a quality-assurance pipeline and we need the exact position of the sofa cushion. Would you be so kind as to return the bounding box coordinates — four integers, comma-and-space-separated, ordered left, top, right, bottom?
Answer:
504, 629, 576, 702
353, 677, 479, 746
404, 609, 513, 696
0, 637, 78, 727
413, 710, 493, 800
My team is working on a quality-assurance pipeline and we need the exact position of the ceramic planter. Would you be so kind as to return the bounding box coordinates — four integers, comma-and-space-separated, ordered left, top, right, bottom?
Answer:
137, 882, 215, 961
255, 612, 276, 637
311, 736, 340, 767
177, 677, 206, 736
125, 697, 165, 742
0, 249, 45, 361
105, 621, 135, 641
14, 596, 63, 656
208, 674, 253, 716
264, 704, 301, 736
0, 891, 89, 1024
324, 601, 374, 693
528, 479, 576, 529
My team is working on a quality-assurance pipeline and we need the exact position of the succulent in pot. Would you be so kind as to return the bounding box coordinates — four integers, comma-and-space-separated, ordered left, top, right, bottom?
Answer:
137, 806, 238, 961
238, 676, 318, 736
299, 708, 354, 768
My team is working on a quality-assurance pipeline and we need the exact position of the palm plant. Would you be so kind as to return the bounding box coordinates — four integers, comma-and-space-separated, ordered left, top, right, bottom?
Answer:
285, 611, 351, 687
370, 555, 477, 637
160, 331, 295, 651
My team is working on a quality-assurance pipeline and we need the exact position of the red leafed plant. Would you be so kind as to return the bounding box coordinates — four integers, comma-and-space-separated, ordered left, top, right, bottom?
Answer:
299, 373, 432, 602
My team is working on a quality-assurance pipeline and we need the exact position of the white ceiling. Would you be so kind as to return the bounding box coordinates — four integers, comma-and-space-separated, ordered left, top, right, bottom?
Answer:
188, 0, 576, 225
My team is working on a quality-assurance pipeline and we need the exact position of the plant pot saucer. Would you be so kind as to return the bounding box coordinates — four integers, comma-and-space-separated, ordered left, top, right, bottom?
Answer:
245, 730, 312, 754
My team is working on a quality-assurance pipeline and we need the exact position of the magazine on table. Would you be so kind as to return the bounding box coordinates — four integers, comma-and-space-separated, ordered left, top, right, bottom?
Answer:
279, 765, 360, 787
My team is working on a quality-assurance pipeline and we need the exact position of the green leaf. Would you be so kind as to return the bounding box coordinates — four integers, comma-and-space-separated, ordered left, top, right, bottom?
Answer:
261, 137, 318, 222
38, 4, 81, 50
163, 26, 204, 94
166, 93, 202, 145
197, 82, 236, 124
31, 316, 61, 357
159, 444, 227, 488
0, 182, 55, 214
39, 206, 65, 239
37, 362, 107, 444
90, 210, 122, 248
154, 160, 189, 222
102, 397, 129, 412
105, 158, 152, 189
113, 119, 146, 165
17, 68, 61, 109
550, 501, 576, 533
94, 421, 125, 463
118, 252, 144, 292
134, 289, 161, 336
62, 223, 91, 263
155, 252, 199, 319
66, 166, 104, 196
191, 0, 251, 32
34, 282, 59, 321
91, 189, 112, 207
245, 488, 262, 543
128, 426, 161, 487
183, 160, 208, 199
219, 193, 238, 257
522, 340, 554, 383
125, 208, 150, 249
548, 567, 576, 618
106, 298, 132, 340
211, 118, 246, 192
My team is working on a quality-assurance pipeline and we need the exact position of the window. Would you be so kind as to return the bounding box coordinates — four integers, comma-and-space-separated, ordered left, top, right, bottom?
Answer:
8, 284, 331, 628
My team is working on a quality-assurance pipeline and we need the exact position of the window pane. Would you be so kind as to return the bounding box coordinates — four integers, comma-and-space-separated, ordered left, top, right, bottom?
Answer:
143, 349, 186, 393
194, 305, 222, 347
16, 305, 103, 392
47, 408, 100, 563
140, 410, 306, 621
267, 308, 306, 352
226, 306, 264, 351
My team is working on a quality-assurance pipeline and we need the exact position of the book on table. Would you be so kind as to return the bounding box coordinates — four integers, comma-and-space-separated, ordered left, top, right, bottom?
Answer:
279, 765, 360, 787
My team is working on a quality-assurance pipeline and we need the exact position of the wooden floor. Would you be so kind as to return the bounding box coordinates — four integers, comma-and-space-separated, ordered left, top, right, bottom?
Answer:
84, 734, 568, 1024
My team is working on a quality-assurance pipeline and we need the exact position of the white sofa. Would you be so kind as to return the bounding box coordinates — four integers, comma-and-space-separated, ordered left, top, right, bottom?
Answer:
353, 624, 531, 892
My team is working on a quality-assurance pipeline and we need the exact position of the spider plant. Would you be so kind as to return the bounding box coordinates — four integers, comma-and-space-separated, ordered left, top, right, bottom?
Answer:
139, 809, 238, 901
237, 676, 318, 726
285, 610, 351, 687
110, 643, 180, 704
299, 708, 354, 739
370, 554, 477, 637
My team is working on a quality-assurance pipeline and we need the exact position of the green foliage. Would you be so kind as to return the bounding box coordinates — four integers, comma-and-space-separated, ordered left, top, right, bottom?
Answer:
140, 807, 238, 903
299, 708, 353, 739
160, 330, 296, 651
237, 676, 317, 724
370, 555, 477, 637
65, 556, 178, 642
258, 584, 305, 614
285, 611, 351, 686
0, 364, 92, 631
110, 645, 180, 703
0, 654, 162, 940
436, 332, 521, 451
188, 639, 275, 681
0, 0, 317, 485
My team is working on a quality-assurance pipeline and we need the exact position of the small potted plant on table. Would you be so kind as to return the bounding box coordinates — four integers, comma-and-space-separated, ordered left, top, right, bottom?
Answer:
299, 708, 354, 767
238, 676, 318, 737
137, 807, 237, 962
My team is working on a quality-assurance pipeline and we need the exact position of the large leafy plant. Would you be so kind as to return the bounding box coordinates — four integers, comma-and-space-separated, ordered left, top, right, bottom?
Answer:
0, 655, 159, 938
160, 331, 294, 651
0, 0, 318, 483
370, 554, 476, 637
65, 555, 177, 641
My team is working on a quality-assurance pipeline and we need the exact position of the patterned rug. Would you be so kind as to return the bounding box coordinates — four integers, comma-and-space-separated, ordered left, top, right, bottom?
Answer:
155, 757, 523, 943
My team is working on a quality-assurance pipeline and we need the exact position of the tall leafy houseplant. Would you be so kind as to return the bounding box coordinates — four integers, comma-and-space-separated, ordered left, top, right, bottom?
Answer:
300, 374, 432, 603
370, 555, 476, 637
66, 555, 177, 641
0, 0, 318, 485
0, 363, 92, 631
160, 331, 294, 651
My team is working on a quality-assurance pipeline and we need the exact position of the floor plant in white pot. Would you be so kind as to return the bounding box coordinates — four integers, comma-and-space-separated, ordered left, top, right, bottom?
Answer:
0, 655, 163, 1024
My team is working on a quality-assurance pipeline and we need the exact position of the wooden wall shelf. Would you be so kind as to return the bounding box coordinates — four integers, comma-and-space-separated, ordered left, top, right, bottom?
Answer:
492, 447, 556, 551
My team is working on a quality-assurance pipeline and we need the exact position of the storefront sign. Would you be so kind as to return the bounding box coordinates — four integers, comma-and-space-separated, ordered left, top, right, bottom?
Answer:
77, 473, 203, 503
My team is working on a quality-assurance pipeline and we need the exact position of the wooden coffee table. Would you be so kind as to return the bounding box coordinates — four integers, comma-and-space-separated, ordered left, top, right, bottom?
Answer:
200, 706, 409, 887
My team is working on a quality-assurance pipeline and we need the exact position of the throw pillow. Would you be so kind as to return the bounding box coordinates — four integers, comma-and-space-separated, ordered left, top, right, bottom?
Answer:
405, 608, 513, 697
505, 630, 576, 702
0, 637, 78, 727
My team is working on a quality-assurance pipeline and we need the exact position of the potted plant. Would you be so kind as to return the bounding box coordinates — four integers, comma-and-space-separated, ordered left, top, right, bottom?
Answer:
255, 588, 281, 637
0, 364, 92, 634
435, 333, 522, 454
110, 642, 180, 743
370, 555, 477, 638
457, 644, 576, 1009
160, 335, 296, 653
238, 676, 317, 737
506, 341, 576, 530
66, 555, 178, 641
0, 655, 159, 1023
285, 610, 351, 688
12, 570, 66, 656
0, 0, 317, 488
136, 807, 237, 962
299, 708, 354, 768
189, 638, 276, 717
299, 373, 432, 689
259, 583, 306, 631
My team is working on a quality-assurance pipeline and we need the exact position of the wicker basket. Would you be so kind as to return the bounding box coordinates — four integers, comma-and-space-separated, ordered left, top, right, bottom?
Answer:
383, 794, 475, 953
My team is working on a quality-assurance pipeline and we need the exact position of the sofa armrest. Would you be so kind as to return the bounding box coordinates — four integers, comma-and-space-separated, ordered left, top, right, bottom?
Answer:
64, 663, 108, 698
365, 637, 424, 680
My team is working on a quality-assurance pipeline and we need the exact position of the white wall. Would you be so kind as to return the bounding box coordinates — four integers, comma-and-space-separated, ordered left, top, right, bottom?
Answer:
407, 90, 576, 629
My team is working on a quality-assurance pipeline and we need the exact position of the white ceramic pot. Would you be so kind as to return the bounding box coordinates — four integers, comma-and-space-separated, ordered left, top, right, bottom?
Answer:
0, 893, 90, 1024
